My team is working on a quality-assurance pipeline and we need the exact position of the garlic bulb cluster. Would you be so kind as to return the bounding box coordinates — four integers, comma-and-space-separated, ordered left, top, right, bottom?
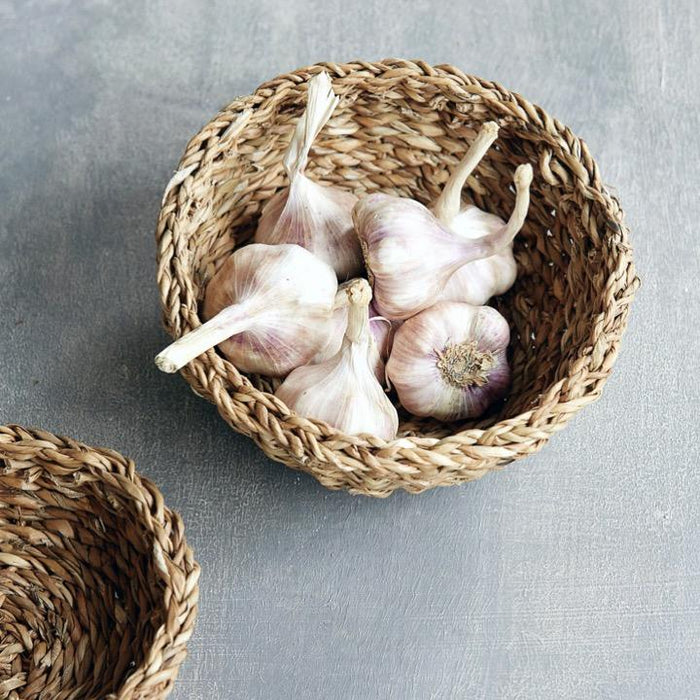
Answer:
158, 78, 537, 432
276, 279, 398, 439
353, 123, 533, 320
386, 302, 510, 421
155, 244, 337, 376
254, 72, 362, 280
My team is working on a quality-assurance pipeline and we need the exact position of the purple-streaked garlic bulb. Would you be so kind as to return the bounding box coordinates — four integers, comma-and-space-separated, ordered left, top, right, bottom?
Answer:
155, 243, 337, 377
386, 302, 510, 421
431, 122, 517, 304
254, 71, 362, 280
353, 121, 533, 320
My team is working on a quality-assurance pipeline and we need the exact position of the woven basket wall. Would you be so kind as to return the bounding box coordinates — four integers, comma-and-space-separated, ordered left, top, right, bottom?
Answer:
0, 425, 199, 699
156, 59, 639, 497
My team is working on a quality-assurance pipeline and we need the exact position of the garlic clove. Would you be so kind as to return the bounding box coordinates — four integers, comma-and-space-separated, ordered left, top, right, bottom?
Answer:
438, 251, 517, 305
353, 163, 533, 320
155, 243, 338, 377
386, 302, 510, 421
254, 71, 362, 279
276, 278, 398, 440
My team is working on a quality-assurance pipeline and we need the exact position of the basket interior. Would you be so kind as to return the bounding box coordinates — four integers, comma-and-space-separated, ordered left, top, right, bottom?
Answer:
0, 460, 165, 698
171, 74, 626, 440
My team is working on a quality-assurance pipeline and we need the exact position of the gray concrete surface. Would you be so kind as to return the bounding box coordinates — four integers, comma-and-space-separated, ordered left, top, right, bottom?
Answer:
1, 0, 698, 698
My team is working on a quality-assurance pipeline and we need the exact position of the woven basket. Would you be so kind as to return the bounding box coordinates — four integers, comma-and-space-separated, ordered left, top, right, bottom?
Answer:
0, 425, 199, 699
156, 59, 639, 497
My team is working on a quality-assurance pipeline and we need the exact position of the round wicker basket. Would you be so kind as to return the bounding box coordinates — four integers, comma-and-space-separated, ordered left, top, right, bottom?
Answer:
156, 59, 639, 497
0, 425, 199, 699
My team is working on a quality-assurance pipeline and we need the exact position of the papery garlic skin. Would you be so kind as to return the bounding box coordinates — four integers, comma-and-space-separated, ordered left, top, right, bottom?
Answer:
155, 244, 337, 376
254, 72, 362, 280
353, 194, 474, 320
276, 279, 398, 440
437, 207, 518, 304
386, 302, 510, 421
256, 177, 361, 280
277, 339, 398, 438
308, 303, 348, 366
310, 286, 392, 382
368, 301, 395, 361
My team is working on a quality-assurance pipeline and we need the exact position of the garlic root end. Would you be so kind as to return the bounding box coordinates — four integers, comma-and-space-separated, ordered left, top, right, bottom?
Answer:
154, 354, 180, 374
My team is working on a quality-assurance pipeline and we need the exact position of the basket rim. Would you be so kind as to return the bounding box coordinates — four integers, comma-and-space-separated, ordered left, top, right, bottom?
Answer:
0, 424, 200, 699
155, 58, 639, 495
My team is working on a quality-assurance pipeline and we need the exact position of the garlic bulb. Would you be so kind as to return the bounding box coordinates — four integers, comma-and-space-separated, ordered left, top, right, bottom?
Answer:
254, 71, 362, 280
386, 302, 510, 421
353, 125, 533, 320
310, 283, 392, 382
155, 243, 338, 376
432, 122, 517, 304
276, 278, 398, 439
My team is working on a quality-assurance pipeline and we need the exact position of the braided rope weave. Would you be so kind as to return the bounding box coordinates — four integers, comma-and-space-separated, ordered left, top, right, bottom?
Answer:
156, 59, 639, 497
0, 425, 199, 699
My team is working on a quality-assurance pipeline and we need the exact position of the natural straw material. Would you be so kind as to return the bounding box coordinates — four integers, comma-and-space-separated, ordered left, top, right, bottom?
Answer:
156, 59, 639, 497
0, 425, 199, 699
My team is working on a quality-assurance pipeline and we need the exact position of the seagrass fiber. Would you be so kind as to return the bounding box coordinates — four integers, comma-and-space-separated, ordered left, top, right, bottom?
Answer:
0, 426, 199, 699
156, 59, 639, 497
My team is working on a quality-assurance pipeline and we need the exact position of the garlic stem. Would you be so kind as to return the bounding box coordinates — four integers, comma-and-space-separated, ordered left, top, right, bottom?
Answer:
283, 72, 339, 181
433, 121, 500, 224
453, 163, 534, 266
343, 279, 372, 343
155, 304, 249, 373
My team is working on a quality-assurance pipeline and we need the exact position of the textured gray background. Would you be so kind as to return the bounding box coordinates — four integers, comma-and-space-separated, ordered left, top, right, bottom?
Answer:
1, 0, 698, 698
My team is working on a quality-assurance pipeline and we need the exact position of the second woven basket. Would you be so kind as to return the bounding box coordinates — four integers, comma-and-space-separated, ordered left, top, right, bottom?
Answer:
0, 425, 199, 699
